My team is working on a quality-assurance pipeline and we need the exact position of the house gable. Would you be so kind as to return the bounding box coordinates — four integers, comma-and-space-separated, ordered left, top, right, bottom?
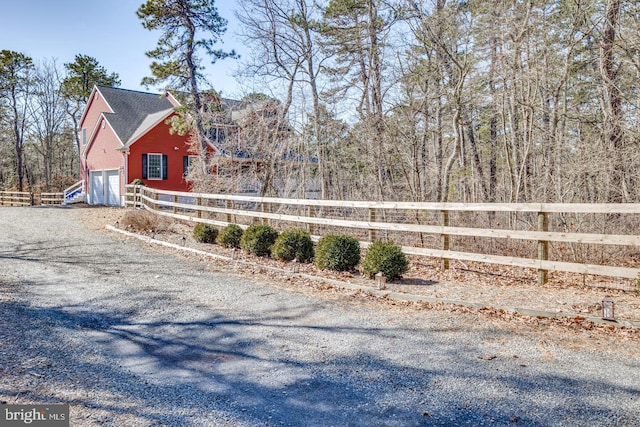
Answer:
85, 117, 123, 171
79, 87, 114, 148
126, 111, 195, 191
81, 86, 180, 163
121, 107, 175, 150
97, 86, 175, 143
82, 111, 124, 159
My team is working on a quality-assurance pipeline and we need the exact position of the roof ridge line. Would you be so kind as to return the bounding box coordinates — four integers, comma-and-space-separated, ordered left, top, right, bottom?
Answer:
96, 85, 164, 97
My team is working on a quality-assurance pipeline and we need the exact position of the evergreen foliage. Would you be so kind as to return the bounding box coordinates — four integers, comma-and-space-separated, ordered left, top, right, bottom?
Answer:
217, 224, 244, 248
271, 229, 314, 262
193, 223, 218, 243
61, 54, 120, 103
362, 240, 409, 282
315, 234, 360, 271
240, 224, 279, 256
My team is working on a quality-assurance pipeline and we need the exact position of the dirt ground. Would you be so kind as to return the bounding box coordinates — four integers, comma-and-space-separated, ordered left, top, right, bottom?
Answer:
3, 205, 638, 426
74, 206, 640, 335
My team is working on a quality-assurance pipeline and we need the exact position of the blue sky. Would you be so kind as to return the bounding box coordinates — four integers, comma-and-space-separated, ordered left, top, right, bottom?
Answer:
1, 0, 245, 97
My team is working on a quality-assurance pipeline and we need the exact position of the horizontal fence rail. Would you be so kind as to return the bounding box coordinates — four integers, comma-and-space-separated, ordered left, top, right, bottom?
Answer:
41, 192, 64, 205
0, 191, 32, 206
126, 185, 640, 284
0, 190, 64, 206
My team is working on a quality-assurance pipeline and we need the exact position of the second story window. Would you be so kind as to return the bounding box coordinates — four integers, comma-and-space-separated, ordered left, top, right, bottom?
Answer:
206, 127, 227, 144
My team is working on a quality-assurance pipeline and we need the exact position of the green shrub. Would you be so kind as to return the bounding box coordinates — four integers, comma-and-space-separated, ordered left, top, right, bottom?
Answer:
271, 229, 314, 263
217, 224, 244, 248
130, 178, 144, 186
362, 240, 409, 282
315, 234, 360, 271
240, 224, 279, 256
193, 223, 218, 243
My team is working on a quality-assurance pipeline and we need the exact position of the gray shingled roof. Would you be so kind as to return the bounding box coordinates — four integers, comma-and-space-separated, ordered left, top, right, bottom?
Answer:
98, 86, 174, 144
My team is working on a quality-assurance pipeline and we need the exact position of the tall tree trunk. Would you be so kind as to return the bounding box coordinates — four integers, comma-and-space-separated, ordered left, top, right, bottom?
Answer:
185, 22, 208, 171
600, 0, 625, 202
485, 34, 499, 203
299, 0, 328, 199
10, 87, 25, 191
467, 121, 487, 202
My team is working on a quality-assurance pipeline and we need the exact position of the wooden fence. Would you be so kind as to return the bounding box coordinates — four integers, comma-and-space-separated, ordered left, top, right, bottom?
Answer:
40, 192, 64, 205
126, 185, 640, 284
0, 191, 63, 206
0, 191, 32, 206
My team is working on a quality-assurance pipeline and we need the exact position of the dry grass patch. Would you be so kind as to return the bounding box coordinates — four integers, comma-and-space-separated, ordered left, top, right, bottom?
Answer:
119, 209, 172, 233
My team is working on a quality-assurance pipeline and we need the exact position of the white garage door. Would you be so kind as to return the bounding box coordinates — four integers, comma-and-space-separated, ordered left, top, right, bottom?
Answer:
90, 171, 104, 205
106, 170, 120, 206
89, 170, 121, 206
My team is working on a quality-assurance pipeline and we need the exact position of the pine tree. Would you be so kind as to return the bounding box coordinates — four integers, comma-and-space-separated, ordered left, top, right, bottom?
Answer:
0, 50, 34, 191
137, 0, 237, 163
61, 54, 120, 152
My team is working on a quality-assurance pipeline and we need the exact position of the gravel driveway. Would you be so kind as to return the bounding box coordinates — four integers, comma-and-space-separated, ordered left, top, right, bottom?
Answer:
0, 206, 638, 426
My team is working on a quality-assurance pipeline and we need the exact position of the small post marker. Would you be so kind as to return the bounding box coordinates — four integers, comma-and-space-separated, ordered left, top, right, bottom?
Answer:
375, 272, 387, 290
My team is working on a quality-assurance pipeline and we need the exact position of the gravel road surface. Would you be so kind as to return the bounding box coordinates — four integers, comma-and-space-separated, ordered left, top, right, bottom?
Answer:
0, 206, 638, 426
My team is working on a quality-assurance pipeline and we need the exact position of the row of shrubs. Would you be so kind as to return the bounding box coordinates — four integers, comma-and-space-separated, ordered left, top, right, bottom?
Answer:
192, 222, 409, 282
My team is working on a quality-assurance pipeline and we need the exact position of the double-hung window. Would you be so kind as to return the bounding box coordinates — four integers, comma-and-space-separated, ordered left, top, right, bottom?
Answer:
142, 153, 167, 180
147, 154, 162, 179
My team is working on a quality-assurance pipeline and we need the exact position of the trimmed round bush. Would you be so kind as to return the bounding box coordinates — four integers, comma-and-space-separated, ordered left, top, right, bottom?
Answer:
217, 224, 244, 248
362, 240, 409, 281
193, 223, 218, 243
315, 234, 360, 271
240, 224, 279, 256
271, 229, 314, 263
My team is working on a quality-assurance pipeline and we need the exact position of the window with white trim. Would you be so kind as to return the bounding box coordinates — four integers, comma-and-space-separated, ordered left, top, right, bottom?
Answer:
147, 153, 163, 180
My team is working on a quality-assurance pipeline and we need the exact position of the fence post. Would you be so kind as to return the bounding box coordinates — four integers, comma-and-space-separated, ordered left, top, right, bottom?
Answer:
196, 197, 202, 219
173, 195, 178, 214
369, 208, 377, 242
308, 205, 316, 235
226, 199, 233, 224
153, 190, 159, 211
261, 202, 268, 225
537, 211, 549, 285
440, 210, 450, 270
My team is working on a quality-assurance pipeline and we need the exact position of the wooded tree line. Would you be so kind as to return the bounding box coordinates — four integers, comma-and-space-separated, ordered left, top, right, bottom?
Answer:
3, 0, 639, 205
0, 52, 119, 192
232, 0, 640, 203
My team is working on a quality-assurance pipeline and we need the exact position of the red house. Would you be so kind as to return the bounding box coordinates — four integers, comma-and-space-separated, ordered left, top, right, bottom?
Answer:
74, 86, 296, 205
78, 85, 199, 206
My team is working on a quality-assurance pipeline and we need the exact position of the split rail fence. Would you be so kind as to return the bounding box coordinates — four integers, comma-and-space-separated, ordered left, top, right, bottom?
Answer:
0, 191, 64, 206
0, 191, 31, 206
126, 185, 640, 285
